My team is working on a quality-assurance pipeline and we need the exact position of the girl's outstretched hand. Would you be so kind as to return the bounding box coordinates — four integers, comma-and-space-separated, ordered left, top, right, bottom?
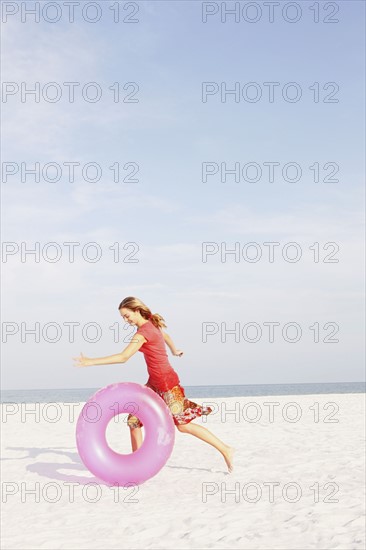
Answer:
174, 350, 184, 357
73, 352, 93, 367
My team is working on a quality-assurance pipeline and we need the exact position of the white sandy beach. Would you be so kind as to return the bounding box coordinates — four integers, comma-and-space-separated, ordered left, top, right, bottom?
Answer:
1, 393, 365, 550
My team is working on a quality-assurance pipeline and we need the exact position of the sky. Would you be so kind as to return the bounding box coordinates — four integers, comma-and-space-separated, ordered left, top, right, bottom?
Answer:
1, 0, 365, 391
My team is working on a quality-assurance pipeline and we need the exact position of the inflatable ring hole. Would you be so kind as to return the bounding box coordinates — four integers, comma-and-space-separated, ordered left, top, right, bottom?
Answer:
105, 413, 145, 455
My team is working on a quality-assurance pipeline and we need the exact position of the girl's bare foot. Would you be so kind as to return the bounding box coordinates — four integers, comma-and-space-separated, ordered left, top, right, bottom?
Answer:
222, 445, 235, 473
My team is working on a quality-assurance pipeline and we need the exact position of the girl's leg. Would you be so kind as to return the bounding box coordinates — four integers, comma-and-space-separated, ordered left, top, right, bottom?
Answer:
128, 382, 150, 452
177, 422, 235, 472
130, 427, 143, 452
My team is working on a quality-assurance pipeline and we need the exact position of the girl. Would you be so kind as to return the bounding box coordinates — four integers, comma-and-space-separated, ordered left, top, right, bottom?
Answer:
73, 296, 235, 473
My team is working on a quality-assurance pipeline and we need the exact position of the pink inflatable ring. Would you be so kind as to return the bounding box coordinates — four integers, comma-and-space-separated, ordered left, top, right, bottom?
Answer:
76, 382, 175, 486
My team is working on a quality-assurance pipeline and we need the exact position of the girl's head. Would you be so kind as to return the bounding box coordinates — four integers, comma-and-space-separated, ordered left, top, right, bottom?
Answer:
118, 296, 167, 329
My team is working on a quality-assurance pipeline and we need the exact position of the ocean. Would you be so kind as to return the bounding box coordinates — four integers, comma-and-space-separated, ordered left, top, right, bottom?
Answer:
1, 382, 364, 403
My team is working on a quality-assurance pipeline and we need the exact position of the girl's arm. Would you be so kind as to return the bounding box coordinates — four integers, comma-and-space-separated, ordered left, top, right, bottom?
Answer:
161, 331, 184, 357
73, 333, 147, 367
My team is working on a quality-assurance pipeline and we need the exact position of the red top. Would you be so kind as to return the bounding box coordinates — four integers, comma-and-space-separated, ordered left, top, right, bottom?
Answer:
135, 320, 180, 392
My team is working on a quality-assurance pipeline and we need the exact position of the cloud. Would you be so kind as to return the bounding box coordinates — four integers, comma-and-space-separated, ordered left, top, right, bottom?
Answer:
185, 198, 363, 241
2, 181, 181, 238
2, 14, 195, 161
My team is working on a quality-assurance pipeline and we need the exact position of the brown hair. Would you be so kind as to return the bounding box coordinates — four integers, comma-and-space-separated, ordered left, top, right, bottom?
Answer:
118, 296, 167, 329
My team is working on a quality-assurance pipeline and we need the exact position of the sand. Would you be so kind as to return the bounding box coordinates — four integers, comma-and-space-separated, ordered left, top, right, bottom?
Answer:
1, 393, 365, 550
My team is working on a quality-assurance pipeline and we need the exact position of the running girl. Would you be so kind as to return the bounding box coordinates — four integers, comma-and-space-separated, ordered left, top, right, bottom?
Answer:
73, 296, 235, 473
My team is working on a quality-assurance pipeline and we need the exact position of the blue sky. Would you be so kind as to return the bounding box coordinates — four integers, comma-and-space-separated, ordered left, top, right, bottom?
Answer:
2, 0, 365, 390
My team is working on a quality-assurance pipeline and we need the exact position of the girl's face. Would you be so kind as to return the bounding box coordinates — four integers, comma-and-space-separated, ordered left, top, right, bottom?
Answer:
120, 308, 139, 326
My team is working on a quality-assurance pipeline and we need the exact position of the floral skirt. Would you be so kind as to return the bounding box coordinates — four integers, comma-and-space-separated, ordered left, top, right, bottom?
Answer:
127, 381, 213, 428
